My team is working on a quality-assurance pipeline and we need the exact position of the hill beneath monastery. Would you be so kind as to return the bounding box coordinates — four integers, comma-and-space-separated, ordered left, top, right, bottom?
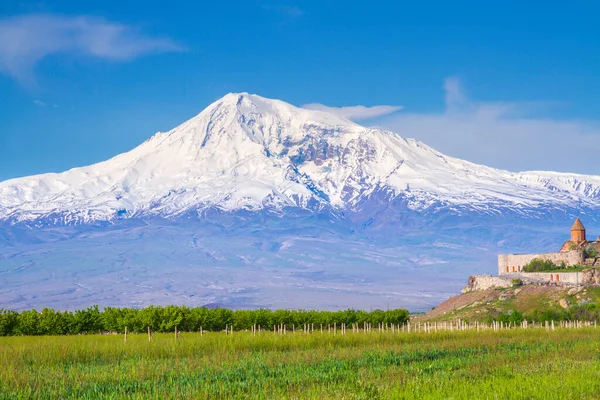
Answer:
415, 283, 600, 323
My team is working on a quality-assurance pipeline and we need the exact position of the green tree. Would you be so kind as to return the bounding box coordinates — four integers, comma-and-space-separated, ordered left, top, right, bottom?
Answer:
15, 310, 40, 335
0, 309, 18, 336
383, 309, 410, 325
159, 305, 185, 332
38, 308, 69, 335
73, 306, 102, 334
102, 307, 124, 332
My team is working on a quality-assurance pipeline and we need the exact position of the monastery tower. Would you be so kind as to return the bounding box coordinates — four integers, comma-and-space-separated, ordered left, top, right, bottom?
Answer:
571, 218, 586, 244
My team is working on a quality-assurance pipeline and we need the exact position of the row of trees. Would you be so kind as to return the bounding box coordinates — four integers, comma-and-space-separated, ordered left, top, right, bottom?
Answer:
0, 306, 410, 336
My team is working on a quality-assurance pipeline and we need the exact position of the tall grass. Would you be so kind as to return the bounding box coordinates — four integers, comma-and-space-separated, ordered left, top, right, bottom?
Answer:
1, 328, 600, 399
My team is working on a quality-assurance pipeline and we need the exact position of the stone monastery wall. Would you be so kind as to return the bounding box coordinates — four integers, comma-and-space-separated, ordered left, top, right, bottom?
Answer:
497, 250, 583, 275
464, 271, 588, 293
520, 272, 581, 285
462, 275, 513, 292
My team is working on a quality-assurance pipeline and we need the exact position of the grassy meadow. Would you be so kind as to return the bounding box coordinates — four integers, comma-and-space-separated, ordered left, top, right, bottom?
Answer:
1, 327, 600, 399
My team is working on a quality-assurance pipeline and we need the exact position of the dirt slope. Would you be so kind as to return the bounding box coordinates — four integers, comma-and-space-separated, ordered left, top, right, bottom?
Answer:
415, 284, 600, 323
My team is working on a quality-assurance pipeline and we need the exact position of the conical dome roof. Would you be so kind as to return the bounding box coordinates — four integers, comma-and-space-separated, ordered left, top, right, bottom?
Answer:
571, 218, 585, 231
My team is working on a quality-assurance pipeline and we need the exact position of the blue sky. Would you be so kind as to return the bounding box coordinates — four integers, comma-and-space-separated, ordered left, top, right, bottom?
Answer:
1, 0, 599, 181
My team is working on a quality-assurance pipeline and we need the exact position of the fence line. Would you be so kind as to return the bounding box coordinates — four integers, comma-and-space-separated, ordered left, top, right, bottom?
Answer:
127, 319, 599, 342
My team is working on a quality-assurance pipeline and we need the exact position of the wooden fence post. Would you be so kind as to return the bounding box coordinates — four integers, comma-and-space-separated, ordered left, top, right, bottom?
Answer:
148, 326, 152, 342
124, 326, 127, 343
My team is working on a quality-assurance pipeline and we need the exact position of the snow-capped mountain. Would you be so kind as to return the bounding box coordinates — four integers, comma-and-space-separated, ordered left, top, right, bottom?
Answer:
2, 92, 600, 225
3, 93, 600, 312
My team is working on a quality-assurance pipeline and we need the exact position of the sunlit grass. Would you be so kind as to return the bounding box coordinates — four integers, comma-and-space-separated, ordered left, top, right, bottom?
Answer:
1, 328, 600, 399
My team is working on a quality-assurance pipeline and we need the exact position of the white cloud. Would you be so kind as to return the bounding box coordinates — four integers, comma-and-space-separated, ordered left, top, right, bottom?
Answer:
33, 99, 46, 107
0, 14, 183, 83
375, 77, 600, 175
302, 103, 403, 121
443, 76, 468, 110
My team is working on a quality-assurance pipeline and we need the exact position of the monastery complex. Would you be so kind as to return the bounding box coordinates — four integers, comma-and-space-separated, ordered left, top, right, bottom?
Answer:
465, 219, 600, 292
498, 218, 600, 276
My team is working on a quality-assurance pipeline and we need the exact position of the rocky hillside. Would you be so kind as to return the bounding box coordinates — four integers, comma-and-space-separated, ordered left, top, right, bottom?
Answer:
416, 283, 600, 323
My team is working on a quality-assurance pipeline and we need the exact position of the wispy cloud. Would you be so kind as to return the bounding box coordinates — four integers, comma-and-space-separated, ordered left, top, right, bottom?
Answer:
302, 103, 403, 121
33, 99, 46, 107
277, 6, 304, 18
376, 77, 600, 175
443, 76, 468, 111
0, 14, 183, 83
262, 4, 304, 24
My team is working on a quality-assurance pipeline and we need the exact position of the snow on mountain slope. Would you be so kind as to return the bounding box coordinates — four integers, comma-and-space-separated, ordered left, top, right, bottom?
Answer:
2, 92, 600, 224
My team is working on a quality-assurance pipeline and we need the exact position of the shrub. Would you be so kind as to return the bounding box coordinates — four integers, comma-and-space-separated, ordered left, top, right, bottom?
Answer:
526, 308, 571, 322
511, 278, 523, 287
0, 309, 18, 336
494, 310, 524, 324
584, 246, 599, 259
522, 259, 566, 272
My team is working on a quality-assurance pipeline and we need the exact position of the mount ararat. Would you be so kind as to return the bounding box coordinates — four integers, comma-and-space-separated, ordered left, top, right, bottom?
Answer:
2, 93, 600, 223
1, 93, 599, 311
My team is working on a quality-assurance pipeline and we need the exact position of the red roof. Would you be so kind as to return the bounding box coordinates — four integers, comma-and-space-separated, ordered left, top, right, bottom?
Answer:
571, 218, 585, 231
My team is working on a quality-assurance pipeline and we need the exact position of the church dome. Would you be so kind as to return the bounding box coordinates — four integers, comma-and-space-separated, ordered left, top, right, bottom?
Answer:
571, 218, 585, 231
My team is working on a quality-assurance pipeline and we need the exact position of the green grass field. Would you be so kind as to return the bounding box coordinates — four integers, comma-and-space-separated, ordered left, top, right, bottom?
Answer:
1, 328, 600, 399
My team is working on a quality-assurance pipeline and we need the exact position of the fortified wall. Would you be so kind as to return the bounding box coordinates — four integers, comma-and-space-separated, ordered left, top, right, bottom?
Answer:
519, 271, 583, 285
497, 250, 583, 276
464, 268, 600, 293
462, 275, 512, 292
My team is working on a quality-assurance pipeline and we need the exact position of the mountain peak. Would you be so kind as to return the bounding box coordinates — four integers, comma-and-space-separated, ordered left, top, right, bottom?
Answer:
215, 92, 258, 106
201, 92, 358, 130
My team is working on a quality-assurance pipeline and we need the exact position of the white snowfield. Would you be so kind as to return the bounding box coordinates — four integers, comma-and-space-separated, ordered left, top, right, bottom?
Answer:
1, 93, 600, 224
